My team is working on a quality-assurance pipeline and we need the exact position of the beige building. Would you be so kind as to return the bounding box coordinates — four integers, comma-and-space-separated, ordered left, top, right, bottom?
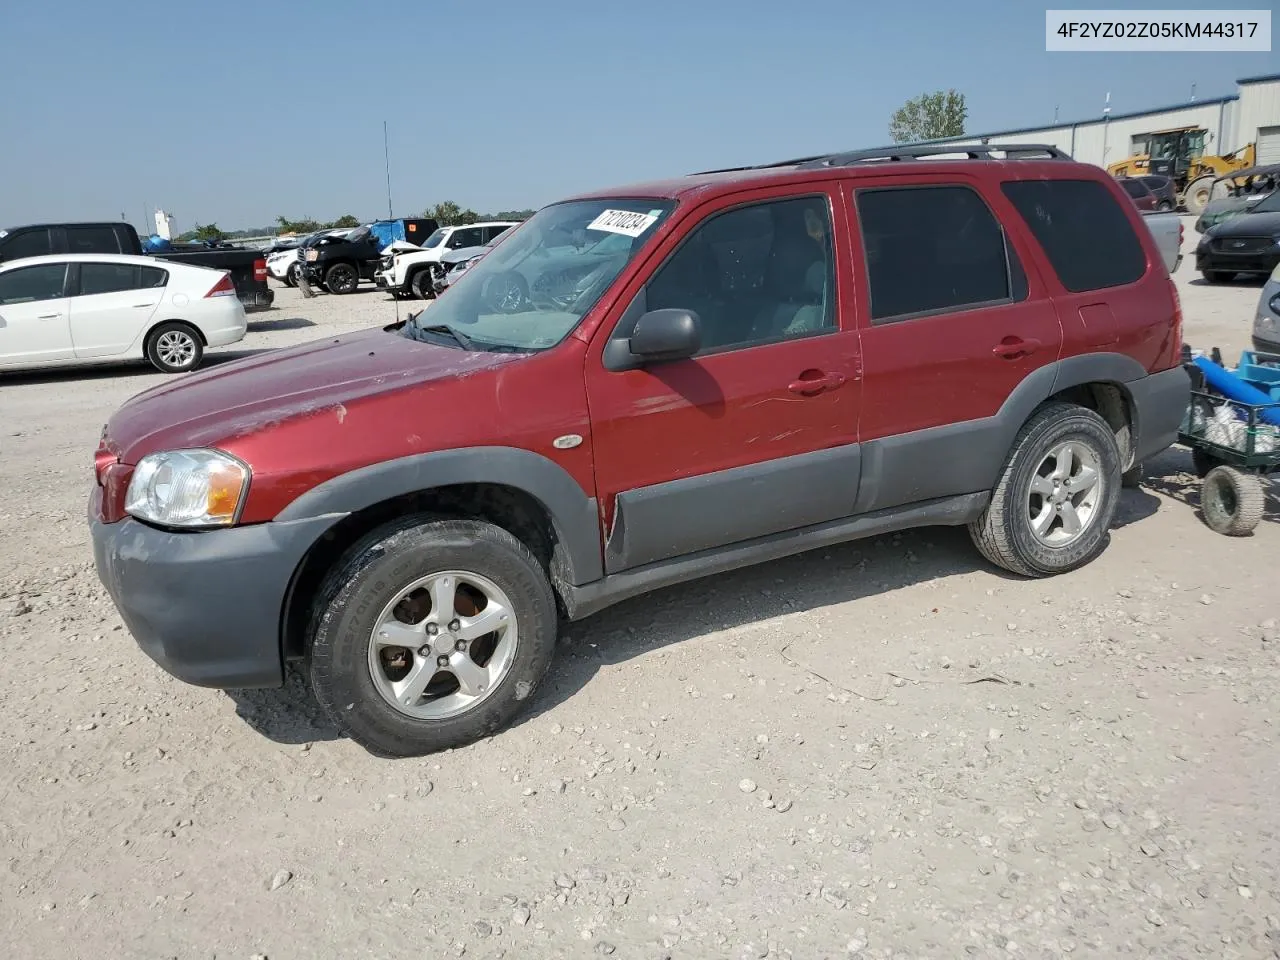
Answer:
919, 73, 1280, 169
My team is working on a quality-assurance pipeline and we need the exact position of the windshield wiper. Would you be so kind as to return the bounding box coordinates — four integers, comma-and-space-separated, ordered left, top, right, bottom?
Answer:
418, 323, 476, 350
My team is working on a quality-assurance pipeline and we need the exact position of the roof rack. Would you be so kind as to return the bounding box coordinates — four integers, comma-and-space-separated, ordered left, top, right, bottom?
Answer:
689, 142, 1072, 176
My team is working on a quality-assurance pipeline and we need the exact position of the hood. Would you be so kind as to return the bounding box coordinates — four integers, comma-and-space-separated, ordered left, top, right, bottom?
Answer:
441, 244, 488, 265
1210, 211, 1280, 238
103, 326, 523, 462
385, 239, 422, 254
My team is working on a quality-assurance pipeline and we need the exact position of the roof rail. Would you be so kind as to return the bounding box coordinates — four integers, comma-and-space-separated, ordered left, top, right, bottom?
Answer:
796, 143, 1072, 169
689, 142, 1072, 176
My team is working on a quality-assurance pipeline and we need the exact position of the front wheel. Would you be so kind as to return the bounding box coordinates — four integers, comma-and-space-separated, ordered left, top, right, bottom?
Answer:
286, 263, 301, 287
969, 403, 1121, 577
145, 322, 204, 373
325, 263, 359, 294
1201, 465, 1265, 536
410, 269, 436, 300
308, 517, 558, 758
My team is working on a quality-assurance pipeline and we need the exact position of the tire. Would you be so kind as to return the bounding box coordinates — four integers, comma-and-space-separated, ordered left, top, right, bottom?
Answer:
1200, 465, 1265, 536
1191, 446, 1222, 478
145, 321, 204, 374
1202, 271, 1233, 284
286, 263, 301, 287
325, 263, 359, 295
1183, 175, 1216, 216
1156, 200, 1174, 212
308, 517, 558, 758
969, 403, 1122, 578
410, 269, 436, 300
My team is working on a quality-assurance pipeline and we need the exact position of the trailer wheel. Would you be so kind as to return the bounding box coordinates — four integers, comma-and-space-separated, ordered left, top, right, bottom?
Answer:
1201, 465, 1265, 536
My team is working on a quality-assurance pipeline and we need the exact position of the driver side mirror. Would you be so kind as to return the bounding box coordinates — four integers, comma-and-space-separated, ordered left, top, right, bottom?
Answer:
628, 309, 701, 363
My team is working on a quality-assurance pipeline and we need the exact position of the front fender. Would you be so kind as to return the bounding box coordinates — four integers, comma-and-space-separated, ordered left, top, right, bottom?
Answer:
273, 446, 603, 585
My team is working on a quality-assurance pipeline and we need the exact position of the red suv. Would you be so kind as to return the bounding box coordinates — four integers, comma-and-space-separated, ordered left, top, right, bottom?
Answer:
90, 143, 1190, 757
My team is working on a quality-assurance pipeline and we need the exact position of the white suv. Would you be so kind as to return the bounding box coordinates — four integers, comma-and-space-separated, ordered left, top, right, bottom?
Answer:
375, 221, 519, 298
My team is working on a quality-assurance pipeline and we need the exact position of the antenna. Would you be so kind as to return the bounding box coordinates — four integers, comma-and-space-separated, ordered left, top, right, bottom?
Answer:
1190, 81, 1197, 102
383, 120, 393, 220
1054, 104, 1059, 123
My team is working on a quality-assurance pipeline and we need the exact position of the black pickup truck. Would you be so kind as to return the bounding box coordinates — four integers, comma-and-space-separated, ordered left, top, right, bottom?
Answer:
298, 218, 438, 294
0, 222, 275, 312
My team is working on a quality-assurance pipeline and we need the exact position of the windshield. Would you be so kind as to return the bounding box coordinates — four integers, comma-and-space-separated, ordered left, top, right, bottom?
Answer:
1253, 190, 1280, 214
402, 198, 675, 352
421, 229, 447, 249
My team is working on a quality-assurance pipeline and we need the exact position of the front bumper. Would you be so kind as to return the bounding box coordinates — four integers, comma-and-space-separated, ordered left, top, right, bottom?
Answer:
1196, 248, 1280, 276
90, 490, 338, 689
1128, 364, 1192, 463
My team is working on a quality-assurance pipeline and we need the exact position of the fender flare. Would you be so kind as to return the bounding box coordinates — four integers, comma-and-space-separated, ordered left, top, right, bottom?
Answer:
274, 446, 603, 585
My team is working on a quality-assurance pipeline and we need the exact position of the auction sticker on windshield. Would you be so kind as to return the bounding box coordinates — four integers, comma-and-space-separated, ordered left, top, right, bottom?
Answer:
587, 209, 659, 237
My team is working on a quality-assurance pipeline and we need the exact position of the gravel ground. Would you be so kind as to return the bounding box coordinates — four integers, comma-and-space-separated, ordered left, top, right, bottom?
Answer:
3, 221, 1280, 960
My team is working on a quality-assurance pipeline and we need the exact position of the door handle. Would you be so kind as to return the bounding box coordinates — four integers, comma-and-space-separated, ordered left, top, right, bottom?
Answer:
132, 303, 158, 308
788, 371, 846, 395
992, 336, 1041, 359
37, 313, 62, 320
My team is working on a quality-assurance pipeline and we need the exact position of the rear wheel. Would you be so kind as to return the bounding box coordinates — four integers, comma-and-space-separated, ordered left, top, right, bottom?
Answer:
1157, 199, 1174, 212
286, 263, 301, 287
308, 517, 558, 758
325, 263, 359, 295
145, 322, 203, 373
1201, 465, 1265, 536
969, 403, 1121, 577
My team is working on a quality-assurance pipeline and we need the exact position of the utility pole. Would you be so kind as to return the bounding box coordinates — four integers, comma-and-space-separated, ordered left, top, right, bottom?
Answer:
383, 120, 393, 219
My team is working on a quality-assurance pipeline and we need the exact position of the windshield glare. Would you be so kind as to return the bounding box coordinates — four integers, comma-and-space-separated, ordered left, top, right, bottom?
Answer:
404, 198, 675, 351
422, 229, 447, 249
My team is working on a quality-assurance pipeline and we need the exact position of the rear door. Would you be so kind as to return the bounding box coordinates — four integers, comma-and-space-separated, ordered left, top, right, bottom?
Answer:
68, 262, 167, 358
0, 262, 73, 364
845, 174, 1064, 513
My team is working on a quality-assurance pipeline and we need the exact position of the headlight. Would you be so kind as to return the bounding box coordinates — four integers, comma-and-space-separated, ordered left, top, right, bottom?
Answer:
124, 449, 249, 528
1270, 293, 1280, 314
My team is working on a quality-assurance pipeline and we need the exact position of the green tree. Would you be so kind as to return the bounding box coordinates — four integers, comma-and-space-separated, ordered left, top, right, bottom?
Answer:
888, 89, 967, 143
329, 214, 361, 228
275, 215, 324, 235
423, 200, 464, 225
190, 222, 226, 242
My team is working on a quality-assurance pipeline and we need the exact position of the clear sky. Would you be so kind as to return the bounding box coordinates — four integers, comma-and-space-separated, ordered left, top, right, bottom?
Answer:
3, 0, 1276, 233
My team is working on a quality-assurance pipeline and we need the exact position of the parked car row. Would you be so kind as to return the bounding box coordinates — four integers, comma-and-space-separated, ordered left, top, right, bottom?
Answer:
374, 222, 519, 299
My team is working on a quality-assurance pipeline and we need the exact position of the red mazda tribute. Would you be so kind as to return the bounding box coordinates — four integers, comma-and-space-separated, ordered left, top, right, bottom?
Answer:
90, 143, 1190, 757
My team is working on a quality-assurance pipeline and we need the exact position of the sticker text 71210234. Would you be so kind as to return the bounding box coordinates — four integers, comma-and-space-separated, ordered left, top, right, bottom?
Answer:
586, 209, 659, 238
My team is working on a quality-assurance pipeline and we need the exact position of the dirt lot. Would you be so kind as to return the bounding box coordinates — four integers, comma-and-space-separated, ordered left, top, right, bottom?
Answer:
3, 223, 1279, 960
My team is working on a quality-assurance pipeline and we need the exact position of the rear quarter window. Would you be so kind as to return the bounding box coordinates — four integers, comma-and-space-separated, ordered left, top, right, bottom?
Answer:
1001, 179, 1146, 293
66, 225, 124, 254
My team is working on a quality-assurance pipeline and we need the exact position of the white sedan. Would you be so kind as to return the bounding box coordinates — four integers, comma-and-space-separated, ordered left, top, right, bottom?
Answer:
0, 254, 246, 374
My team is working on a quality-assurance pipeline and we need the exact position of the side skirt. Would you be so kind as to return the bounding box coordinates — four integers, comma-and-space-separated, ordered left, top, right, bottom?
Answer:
563, 491, 989, 621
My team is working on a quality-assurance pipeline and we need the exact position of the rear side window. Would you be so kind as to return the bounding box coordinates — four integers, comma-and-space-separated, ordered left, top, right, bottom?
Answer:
855, 184, 1023, 323
139, 266, 168, 288
1002, 180, 1146, 292
79, 262, 142, 295
1118, 179, 1148, 198
66, 226, 123, 254
1, 228, 53, 261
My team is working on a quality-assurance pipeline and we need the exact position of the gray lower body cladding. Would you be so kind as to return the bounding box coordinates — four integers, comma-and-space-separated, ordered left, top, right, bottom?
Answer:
89, 493, 337, 689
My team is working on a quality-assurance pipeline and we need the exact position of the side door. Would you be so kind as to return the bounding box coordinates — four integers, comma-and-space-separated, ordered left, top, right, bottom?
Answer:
846, 175, 1064, 514
584, 186, 864, 574
0, 262, 73, 365
68, 262, 166, 358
